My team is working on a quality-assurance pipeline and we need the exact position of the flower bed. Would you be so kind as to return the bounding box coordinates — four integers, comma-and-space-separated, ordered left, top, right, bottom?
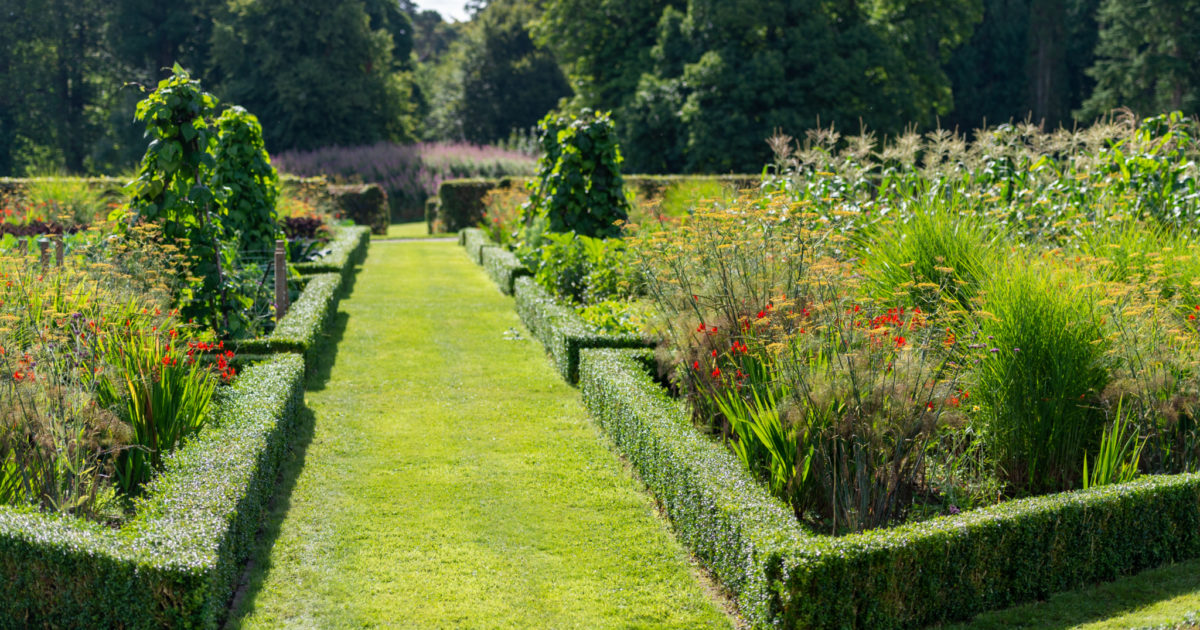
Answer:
0, 354, 304, 628
578, 349, 1200, 629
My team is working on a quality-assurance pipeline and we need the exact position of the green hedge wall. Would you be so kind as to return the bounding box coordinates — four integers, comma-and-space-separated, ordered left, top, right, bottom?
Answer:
329, 184, 389, 235
437, 179, 497, 232
577, 349, 1200, 629
0, 354, 305, 628
235, 272, 342, 372
512, 276, 651, 384
480, 246, 529, 295
293, 225, 370, 279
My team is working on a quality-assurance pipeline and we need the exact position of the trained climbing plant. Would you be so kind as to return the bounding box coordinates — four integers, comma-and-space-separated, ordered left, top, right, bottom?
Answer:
211, 106, 281, 256
523, 110, 630, 239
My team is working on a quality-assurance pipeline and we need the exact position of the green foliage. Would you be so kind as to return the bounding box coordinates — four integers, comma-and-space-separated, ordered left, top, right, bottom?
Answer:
1084, 399, 1146, 489
212, 0, 418, 153
210, 106, 281, 255
292, 226, 371, 279
91, 327, 219, 496
122, 67, 239, 335
480, 246, 530, 295
455, 0, 571, 144
439, 178, 500, 232
1079, 0, 1200, 119
860, 203, 995, 311
237, 273, 345, 373
524, 111, 630, 239
528, 232, 639, 305
977, 260, 1110, 493
513, 276, 650, 384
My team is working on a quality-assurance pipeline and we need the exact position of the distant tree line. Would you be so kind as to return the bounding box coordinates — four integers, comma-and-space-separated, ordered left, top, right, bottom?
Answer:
1, 0, 1197, 176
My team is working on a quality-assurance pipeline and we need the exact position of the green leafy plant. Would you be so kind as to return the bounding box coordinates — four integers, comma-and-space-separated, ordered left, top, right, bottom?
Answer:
1083, 398, 1146, 489
210, 106, 281, 256
523, 110, 630, 239
121, 65, 237, 335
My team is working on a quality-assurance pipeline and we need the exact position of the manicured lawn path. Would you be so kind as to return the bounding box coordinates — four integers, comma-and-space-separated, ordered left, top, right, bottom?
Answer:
228, 240, 732, 629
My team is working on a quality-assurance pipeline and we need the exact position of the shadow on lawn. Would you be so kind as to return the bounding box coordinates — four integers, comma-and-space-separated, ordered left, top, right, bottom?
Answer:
222, 289, 353, 627
943, 558, 1200, 630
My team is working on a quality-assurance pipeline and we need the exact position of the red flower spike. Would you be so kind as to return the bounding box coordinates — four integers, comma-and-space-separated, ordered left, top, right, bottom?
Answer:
926, 402, 934, 411
711, 367, 721, 378
692, 360, 700, 370
757, 310, 765, 319
711, 349, 717, 358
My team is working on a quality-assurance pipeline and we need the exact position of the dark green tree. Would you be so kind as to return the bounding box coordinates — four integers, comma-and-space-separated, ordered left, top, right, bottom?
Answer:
211, 0, 419, 152
456, 0, 571, 144
1078, 0, 1200, 119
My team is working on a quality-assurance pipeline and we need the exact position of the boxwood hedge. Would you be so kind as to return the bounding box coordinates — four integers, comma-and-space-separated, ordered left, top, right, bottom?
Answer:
577, 348, 1200, 629
0, 354, 305, 628
512, 276, 651, 384
235, 272, 342, 372
460, 227, 497, 265
480, 246, 529, 295
293, 225, 370, 279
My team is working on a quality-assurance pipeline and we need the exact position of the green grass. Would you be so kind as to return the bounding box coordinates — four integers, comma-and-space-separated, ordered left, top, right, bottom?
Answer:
943, 559, 1200, 629
379, 221, 452, 239
227, 240, 732, 629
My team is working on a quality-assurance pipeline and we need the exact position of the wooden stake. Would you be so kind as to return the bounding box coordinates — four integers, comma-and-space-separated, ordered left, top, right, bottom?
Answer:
275, 240, 289, 320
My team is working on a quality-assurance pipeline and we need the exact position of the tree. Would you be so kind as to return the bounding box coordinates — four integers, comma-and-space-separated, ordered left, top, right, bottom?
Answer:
211, 0, 419, 152
1078, 0, 1200, 119
538, 0, 979, 173
455, 0, 570, 144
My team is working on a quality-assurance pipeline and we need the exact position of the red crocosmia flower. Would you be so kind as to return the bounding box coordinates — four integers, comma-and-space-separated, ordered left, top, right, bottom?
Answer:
1191, 315, 1196, 321
697, 323, 705, 332
757, 310, 765, 319
709, 326, 717, 333
894, 336, 906, 347
692, 360, 700, 370
13, 371, 23, 381
711, 349, 717, 358
948, 397, 960, 407
926, 401, 934, 411
692, 294, 698, 301
711, 367, 721, 378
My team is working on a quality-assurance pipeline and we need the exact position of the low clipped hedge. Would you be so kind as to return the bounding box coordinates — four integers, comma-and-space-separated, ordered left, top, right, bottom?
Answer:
460, 227, 497, 264
294, 225, 370, 279
235, 272, 342, 372
512, 276, 651, 384
328, 184, 389, 235
577, 349, 1200, 629
0, 354, 305, 628
480, 246, 529, 295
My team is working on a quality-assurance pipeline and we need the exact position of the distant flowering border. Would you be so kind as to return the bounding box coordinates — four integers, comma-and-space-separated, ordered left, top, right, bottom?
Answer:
0, 354, 305, 628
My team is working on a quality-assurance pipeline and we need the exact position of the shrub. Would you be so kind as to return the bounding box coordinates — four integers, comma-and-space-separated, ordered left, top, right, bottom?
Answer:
329, 184, 389, 235
523, 110, 630, 239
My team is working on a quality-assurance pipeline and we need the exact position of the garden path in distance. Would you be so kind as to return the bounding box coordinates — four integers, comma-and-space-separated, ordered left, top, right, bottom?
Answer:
227, 240, 732, 629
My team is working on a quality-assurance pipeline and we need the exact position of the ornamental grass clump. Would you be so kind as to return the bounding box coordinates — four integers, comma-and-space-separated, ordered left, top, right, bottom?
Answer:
975, 258, 1110, 494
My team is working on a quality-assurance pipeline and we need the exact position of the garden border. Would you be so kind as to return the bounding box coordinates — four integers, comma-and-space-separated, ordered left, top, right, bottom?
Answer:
0, 354, 304, 628
459, 228, 1200, 628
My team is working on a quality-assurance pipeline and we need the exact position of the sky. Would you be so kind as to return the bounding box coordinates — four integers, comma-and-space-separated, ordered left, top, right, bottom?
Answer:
415, 0, 470, 22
